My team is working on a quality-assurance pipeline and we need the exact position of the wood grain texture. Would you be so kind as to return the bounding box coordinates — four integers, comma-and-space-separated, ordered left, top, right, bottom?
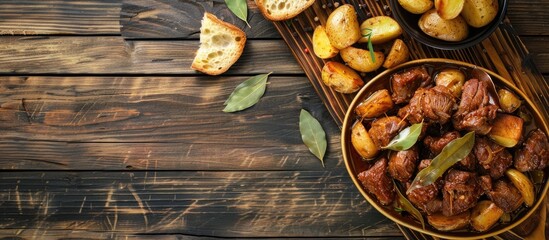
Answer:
0, 37, 301, 74
0, 0, 121, 35
0, 76, 339, 170
0, 171, 402, 238
121, 0, 280, 39
506, 0, 549, 36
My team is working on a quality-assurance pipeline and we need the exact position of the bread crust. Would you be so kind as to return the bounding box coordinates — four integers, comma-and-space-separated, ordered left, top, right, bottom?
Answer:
191, 12, 247, 75
255, 0, 315, 21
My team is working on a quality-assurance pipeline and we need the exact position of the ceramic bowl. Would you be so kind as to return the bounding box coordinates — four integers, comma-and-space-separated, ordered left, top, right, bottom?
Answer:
341, 58, 548, 239
389, 0, 508, 50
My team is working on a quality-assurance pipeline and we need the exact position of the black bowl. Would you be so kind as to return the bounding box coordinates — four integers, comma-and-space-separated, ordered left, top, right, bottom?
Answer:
390, 0, 508, 50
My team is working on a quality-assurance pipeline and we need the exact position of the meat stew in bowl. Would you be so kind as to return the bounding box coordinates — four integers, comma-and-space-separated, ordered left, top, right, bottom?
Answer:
341, 59, 548, 239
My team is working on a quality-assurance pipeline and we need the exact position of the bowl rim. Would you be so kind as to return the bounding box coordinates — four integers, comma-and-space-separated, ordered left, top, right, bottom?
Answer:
389, 0, 509, 50
341, 58, 549, 239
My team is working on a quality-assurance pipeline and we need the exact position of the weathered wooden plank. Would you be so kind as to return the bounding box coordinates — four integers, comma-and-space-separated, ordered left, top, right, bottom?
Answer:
0, 171, 402, 238
0, 76, 339, 170
521, 36, 549, 74
507, 1, 549, 36
0, 37, 301, 74
0, 0, 121, 35
120, 0, 279, 39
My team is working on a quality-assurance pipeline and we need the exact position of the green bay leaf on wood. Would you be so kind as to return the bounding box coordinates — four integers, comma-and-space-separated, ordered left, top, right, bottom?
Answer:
223, 73, 271, 112
225, 0, 250, 27
299, 109, 327, 166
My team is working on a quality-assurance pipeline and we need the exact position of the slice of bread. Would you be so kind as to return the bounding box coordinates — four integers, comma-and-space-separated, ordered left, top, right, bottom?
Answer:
191, 12, 246, 75
255, 0, 315, 21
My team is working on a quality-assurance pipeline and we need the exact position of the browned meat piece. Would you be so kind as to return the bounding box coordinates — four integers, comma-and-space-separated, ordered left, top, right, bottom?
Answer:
479, 175, 492, 193
442, 170, 482, 216
407, 183, 440, 215
423, 131, 477, 171
398, 86, 456, 124
424, 131, 460, 153
453, 79, 498, 135
418, 159, 432, 171
388, 146, 419, 182
368, 116, 407, 149
488, 180, 523, 212
357, 157, 395, 205
474, 137, 513, 179
514, 129, 549, 172
391, 66, 432, 104
423, 199, 443, 215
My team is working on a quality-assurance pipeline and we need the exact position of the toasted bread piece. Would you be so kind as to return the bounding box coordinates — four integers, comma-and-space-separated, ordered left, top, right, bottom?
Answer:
255, 0, 315, 21
191, 12, 246, 75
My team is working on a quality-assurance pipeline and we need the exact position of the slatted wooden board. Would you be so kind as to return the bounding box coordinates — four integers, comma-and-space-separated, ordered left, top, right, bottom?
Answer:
271, 0, 549, 239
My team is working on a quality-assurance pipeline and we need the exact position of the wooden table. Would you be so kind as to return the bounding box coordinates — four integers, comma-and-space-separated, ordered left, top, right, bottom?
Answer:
0, 1, 547, 239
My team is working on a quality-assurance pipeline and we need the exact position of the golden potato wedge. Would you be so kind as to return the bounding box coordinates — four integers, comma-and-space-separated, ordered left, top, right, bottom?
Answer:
382, 39, 409, 69
351, 121, 379, 160
340, 46, 384, 73
321, 61, 364, 94
488, 113, 524, 148
435, 0, 465, 20
506, 169, 535, 207
419, 9, 469, 42
398, 0, 433, 14
435, 68, 465, 97
498, 89, 521, 113
325, 4, 361, 49
471, 200, 504, 232
312, 25, 339, 59
461, 0, 499, 28
427, 211, 471, 231
355, 89, 394, 118
359, 16, 402, 44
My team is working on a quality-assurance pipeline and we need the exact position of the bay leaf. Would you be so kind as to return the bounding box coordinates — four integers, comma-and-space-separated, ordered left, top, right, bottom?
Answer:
394, 181, 425, 229
299, 109, 327, 167
383, 122, 423, 151
225, 0, 250, 28
223, 73, 271, 112
407, 131, 475, 194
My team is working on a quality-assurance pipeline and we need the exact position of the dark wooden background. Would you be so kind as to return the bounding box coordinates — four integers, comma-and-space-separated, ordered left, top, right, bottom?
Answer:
0, 0, 547, 239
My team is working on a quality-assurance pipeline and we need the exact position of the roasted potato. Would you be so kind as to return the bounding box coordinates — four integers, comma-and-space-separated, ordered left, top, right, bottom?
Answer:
461, 0, 499, 28
382, 39, 409, 69
325, 4, 361, 49
435, 68, 465, 97
427, 211, 471, 231
351, 121, 379, 159
321, 61, 364, 93
506, 169, 535, 207
488, 113, 524, 148
355, 89, 394, 118
340, 46, 384, 73
471, 200, 504, 232
498, 89, 521, 113
398, 0, 433, 14
435, 0, 465, 20
312, 25, 339, 59
359, 16, 402, 44
419, 9, 469, 42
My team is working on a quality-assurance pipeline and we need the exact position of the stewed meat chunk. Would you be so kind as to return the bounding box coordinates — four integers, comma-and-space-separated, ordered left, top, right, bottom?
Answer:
474, 137, 513, 179
407, 183, 441, 215
357, 157, 395, 205
398, 86, 457, 124
453, 79, 498, 135
388, 146, 419, 183
391, 66, 432, 104
514, 129, 549, 172
368, 116, 407, 149
478, 175, 492, 194
442, 170, 482, 216
488, 180, 523, 213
